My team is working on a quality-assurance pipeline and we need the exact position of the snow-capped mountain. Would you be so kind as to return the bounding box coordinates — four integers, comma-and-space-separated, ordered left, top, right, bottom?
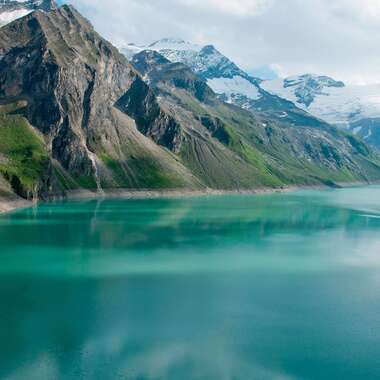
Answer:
132, 38, 262, 105
262, 74, 380, 147
0, 0, 55, 27
122, 38, 324, 128
121, 38, 380, 147
147, 38, 253, 81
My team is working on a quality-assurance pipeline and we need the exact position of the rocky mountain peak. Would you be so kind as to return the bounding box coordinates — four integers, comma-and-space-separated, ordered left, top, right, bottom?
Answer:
148, 38, 202, 52
199, 44, 217, 54
283, 74, 345, 107
285, 74, 345, 88
136, 38, 250, 83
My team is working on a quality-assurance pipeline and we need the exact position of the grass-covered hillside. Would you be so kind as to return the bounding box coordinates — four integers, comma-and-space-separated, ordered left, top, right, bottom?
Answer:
0, 102, 49, 199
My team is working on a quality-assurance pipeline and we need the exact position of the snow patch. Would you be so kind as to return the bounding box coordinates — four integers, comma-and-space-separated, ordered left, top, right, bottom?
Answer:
0, 8, 31, 26
207, 76, 260, 100
148, 38, 202, 52
262, 77, 380, 125
119, 43, 144, 59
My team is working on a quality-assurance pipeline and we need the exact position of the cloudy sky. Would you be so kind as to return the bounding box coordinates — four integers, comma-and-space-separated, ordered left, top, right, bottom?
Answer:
63, 0, 380, 84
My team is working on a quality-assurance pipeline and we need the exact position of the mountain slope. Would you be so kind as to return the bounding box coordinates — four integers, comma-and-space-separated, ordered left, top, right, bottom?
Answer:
0, 0, 56, 26
131, 50, 380, 188
262, 74, 380, 149
0, 5, 201, 199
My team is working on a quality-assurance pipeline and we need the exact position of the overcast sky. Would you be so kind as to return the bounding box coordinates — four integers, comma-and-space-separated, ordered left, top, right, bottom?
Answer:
64, 0, 380, 84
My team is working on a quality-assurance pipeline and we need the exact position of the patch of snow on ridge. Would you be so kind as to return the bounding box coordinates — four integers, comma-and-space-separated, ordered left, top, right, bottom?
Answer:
0, 8, 30, 25
119, 43, 144, 59
0, 0, 56, 27
207, 76, 260, 101
148, 38, 202, 52
262, 78, 299, 105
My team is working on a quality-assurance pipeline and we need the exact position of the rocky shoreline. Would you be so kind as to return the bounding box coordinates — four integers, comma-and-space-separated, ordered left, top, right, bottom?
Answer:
0, 197, 32, 214
0, 181, 374, 215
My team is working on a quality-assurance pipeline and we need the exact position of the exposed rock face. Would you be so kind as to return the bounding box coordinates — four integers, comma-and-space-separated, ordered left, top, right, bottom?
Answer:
115, 77, 183, 153
283, 75, 345, 107
0, 5, 200, 198
0, 5, 132, 181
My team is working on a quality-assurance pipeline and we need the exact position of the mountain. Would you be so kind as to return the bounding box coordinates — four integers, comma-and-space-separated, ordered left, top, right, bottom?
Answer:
1, 7, 380, 203
130, 49, 380, 188
262, 74, 380, 148
123, 38, 263, 105
122, 38, 328, 128
0, 5, 202, 200
0, 0, 56, 26
125, 40, 380, 150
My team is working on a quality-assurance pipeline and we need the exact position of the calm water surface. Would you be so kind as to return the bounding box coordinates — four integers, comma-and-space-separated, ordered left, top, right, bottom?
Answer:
1, 187, 380, 379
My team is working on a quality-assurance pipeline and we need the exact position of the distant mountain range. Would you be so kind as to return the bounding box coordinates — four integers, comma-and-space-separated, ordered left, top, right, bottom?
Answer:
124, 39, 380, 149
262, 74, 380, 148
122, 39, 273, 112
1, 4, 380, 203
122, 39, 336, 129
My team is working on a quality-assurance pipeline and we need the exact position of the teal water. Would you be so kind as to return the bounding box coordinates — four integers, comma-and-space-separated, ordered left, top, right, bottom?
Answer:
1, 187, 380, 379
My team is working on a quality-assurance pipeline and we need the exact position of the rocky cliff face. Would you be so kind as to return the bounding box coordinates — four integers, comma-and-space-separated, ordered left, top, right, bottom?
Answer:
0, 5, 200, 199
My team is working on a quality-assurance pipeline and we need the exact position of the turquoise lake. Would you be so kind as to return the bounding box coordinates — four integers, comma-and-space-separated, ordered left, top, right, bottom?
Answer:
1, 187, 380, 379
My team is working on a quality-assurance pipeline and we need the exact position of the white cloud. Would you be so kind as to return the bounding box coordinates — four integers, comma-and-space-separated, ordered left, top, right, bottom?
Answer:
66, 0, 380, 85
178, 0, 273, 17
330, 0, 380, 23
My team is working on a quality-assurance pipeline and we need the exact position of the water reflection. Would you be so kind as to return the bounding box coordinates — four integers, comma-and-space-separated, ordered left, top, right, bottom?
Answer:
1, 187, 380, 379
0, 189, 380, 276
1, 271, 380, 380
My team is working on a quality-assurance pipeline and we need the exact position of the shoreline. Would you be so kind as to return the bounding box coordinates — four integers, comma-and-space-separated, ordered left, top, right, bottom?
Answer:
0, 181, 375, 214
0, 197, 33, 214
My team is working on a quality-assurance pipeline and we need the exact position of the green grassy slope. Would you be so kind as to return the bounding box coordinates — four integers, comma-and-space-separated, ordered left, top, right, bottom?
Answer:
144, 60, 380, 188
0, 102, 50, 198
